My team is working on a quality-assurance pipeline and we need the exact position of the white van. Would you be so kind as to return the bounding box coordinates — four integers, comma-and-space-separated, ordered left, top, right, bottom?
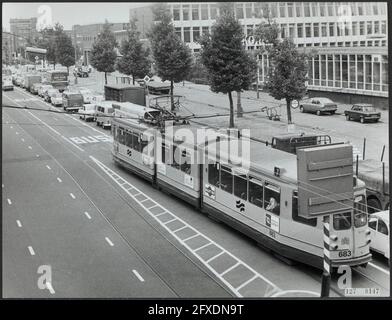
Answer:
78, 103, 96, 122
369, 210, 390, 259
95, 101, 115, 129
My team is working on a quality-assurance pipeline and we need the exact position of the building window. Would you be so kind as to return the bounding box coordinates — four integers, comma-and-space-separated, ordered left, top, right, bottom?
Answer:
328, 2, 335, 16
246, 25, 254, 36
353, 41, 358, 47
312, 3, 319, 16
200, 4, 208, 20
349, 55, 356, 89
305, 23, 311, 37
210, 4, 218, 19
182, 4, 190, 20
367, 21, 372, 35
192, 4, 199, 20
280, 24, 287, 38
183, 27, 190, 43
360, 40, 366, 47
308, 57, 313, 85
359, 21, 365, 35
289, 24, 295, 38
335, 55, 341, 87
287, 2, 294, 17
314, 55, 320, 85
342, 54, 348, 88
192, 27, 200, 43
175, 27, 181, 40
296, 3, 302, 17
202, 26, 209, 35
279, 3, 286, 18
352, 22, 357, 36
313, 23, 319, 37
172, 5, 180, 20
373, 3, 379, 15
319, 2, 326, 16
350, 3, 357, 15
374, 21, 380, 34
320, 54, 327, 86
245, 3, 252, 18
304, 2, 310, 17
357, 55, 364, 89
297, 23, 303, 38
236, 3, 244, 19
367, 41, 373, 47
269, 3, 278, 18
373, 58, 381, 91
381, 55, 388, 91
327, 54, 333, 86
381, 21, 386, 34
365, 55, 372, 90
322, 23, 328, 37
357, 3, 364, 15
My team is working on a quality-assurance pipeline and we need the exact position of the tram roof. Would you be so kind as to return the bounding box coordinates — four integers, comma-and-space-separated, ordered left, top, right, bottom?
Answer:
206, 138, 298, 182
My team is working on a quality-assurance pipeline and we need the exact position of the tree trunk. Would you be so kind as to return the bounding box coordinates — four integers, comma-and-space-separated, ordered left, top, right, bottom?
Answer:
228, 91, 234, 128
132, 75, 135, 85
286, 99, 292, 124
104, 72, 107, 85
170, 80, 174, 112
236, 91, 243, 117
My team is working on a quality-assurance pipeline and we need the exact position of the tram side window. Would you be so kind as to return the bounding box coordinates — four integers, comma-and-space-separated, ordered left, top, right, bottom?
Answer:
132, 133, 140, 151
180, 149, 192, 175
118, 128, 126, 145
264, 182, 280, 215
220, 165, 233, 194
249, 178, 263, 208
208, 163, 220, 186
234, 174, 248, 200
112, 125, 117, 140
172, 145, 181, 169
292, 191, 317, 226
333, 212, 352, 230
125, 131, 133, 148
161, 144, 169, 163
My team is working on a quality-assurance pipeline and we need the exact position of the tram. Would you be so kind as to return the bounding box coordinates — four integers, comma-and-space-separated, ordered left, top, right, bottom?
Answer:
111, 108, 372, 270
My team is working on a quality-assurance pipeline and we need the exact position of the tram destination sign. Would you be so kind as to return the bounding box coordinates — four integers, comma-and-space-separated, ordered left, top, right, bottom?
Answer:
297, 144, 354, 218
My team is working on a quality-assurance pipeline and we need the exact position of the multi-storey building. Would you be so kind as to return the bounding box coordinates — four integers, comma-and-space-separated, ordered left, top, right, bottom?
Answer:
165, 2, 388, 107
9, 18, 38, 52
2, 30, 16, 64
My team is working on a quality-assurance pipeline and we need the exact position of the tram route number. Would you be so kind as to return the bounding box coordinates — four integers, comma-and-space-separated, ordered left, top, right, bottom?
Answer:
338, 250, 352, 258
269, 229, 276, 238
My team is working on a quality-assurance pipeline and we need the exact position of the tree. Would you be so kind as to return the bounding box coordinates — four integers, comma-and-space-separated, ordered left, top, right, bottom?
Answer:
117, 18, 150, 85
199, 3, 256, 128
36, 27, 57, 68
148, 3, 192, 111
90, 21, 118, 84
264, 38, 309, 124
56, 30, 75, 73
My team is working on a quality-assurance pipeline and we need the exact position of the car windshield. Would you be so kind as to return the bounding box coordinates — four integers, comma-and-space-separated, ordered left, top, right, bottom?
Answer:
318, 98, 333, 104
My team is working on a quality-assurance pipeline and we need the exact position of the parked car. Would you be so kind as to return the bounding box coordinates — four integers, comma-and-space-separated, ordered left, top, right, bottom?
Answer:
74, 66, 89, 78
50, 92, 63, 107
369, 210, 389, 259
95, 101, 114, 129
77, 87, 93, 103
31, 82, 44, 95
44, 88, 61, 103
299, 97, 337, 115
2, 77, 14, 91
344, 104, 381, 123
38, 84, 53, 97
78, 103, 96, 122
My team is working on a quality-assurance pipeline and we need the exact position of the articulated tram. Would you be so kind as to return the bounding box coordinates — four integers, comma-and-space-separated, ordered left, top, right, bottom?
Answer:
111, 108, 372, 270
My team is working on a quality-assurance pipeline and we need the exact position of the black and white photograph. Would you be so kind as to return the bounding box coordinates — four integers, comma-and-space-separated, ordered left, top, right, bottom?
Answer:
1, 0, 390, 306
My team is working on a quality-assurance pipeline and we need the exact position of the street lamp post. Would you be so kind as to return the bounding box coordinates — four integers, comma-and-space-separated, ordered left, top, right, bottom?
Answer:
74, 29, 78, 84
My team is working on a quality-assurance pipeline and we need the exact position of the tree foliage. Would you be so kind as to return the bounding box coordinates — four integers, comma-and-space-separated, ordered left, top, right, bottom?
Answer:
148, 3, 193, 111
90, 21, 118, 84
265, 38, 309, 124
199, 3, 256, 127
117, 18, 151, 84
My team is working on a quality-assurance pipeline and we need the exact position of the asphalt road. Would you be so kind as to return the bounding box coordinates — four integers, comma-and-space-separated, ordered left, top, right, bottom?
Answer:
2, 86, 389, 298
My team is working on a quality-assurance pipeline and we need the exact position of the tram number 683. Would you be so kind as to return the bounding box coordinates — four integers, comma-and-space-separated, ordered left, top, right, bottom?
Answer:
338, 250, 352, 258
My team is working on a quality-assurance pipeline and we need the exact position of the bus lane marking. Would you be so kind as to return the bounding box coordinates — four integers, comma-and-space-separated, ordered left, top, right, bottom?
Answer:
90, 155, 282, 298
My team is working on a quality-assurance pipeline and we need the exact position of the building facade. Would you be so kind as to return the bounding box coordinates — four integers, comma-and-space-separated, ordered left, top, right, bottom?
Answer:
129, 5, 154, 39
165, 2, 388, 106
9, 18, 38, 52
2, 30, 16, 64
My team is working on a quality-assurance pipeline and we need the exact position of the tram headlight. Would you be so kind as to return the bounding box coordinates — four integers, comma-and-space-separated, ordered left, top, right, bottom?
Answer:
330, 235, 338, 241
365, 229, 371, 236
331, 244, 338, 250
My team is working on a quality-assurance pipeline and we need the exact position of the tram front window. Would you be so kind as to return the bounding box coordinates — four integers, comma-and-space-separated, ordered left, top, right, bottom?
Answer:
333, 212, 352, 230
354, 195, 367, 228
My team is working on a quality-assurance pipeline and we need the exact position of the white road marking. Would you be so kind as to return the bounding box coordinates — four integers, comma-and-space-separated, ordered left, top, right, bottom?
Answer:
61, 136, 85, 152
132, 270, 145, 282
28, 146, 32, 149
16, 220, 22, 228
173, 225, 187, 233
65, 114, 112, 139
90, 156, 281, 297
7, 198, 12, 205
368, 262, 390, 276
46, 282, 55, 294
84, 212, 91, 219
46, 165, 51, 170
70, 193, 76, 199
53, 117, 58, 121
193, 242, 212, 253
27, 111, 61, 136
235, 275, 258, 291
28, 246, 35, 256
271, 290, 320, 297
205, 251, 224, 264
220, 262, 240, 276
182, 234, 199, 242
57, 177, 62, 183
163, 217, 177, 225
105, 237, 114, 246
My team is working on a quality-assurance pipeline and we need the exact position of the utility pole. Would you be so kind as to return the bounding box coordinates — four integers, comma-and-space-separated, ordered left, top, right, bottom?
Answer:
74, 28, 78, 84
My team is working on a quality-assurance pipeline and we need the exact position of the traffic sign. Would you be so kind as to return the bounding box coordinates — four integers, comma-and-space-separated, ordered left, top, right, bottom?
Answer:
143, 75, 151, 83
35, 56, 39, 61
291, 100, 299, 109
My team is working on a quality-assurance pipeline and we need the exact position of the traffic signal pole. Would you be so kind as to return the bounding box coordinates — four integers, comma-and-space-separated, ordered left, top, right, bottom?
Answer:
321, 214, 331, 297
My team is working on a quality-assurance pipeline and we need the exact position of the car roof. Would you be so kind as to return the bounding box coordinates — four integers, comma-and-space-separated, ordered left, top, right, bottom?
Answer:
371, 210, 390, 223
353, 103, 374, 107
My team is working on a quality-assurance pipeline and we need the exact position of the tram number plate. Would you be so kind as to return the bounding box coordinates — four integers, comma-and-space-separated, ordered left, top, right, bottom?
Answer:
269, 229, 276, 238
338, 250, 352, 258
